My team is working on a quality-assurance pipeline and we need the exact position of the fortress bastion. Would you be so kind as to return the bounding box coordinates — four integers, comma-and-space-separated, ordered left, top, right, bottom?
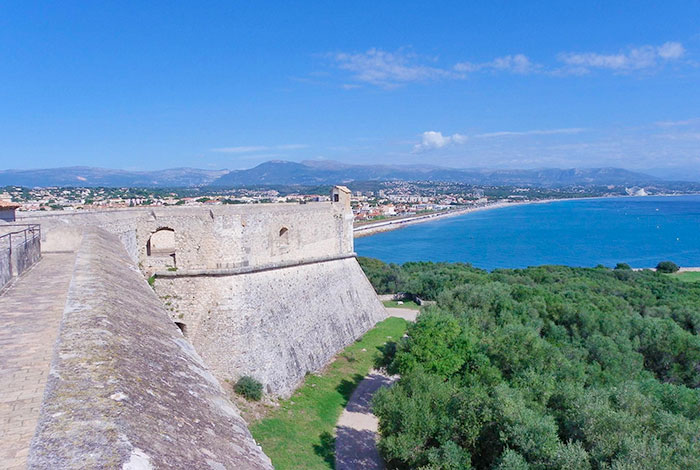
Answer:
19, 185, 387, 397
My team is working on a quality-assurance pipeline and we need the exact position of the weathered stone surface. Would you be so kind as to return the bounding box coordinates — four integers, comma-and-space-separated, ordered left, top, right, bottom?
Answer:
20, 194, 385, 397
0, 252, 75, 470
28, 228, 272, 470
20, 200, 354, 273
154, 256, 387, 397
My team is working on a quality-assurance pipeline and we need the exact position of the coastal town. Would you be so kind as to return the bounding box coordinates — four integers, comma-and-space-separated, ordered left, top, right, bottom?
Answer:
0, 180, 676, 229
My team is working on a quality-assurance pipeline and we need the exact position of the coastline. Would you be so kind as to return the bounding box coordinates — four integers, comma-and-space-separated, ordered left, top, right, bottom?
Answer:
353, 193, 700, 239
353, 197, 571, 238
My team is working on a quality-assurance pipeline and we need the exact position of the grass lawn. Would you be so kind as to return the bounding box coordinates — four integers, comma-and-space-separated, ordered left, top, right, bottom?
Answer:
250, 317, 408, 470
670, 271, 700, 282
382, 299, 421, 310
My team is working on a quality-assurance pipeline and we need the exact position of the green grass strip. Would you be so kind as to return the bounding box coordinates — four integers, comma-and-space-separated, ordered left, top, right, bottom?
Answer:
382, 299, 421, 310
250, 316, 408, 470
670, 271, 700, 282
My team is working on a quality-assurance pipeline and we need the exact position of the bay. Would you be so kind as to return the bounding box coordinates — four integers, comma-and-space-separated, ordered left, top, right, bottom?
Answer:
354, 195, 700, 270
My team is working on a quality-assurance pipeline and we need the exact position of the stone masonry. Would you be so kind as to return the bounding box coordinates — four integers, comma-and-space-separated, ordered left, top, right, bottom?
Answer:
6, 188, 388, 466
28, 229, 272, 469
20, 188, 386, 396
0, 252, 76, 470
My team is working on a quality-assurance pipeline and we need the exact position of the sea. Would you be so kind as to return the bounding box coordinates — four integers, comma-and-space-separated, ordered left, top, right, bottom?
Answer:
354, 195, 700, 270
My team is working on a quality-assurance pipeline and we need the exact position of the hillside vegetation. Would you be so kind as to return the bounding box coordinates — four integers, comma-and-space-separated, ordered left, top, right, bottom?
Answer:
358, 258, 700, 470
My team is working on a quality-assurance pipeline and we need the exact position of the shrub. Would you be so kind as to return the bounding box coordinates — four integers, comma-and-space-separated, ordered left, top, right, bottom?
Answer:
614, 263, 631, 270
235, 376, 263, 401
656, 261, 680, 273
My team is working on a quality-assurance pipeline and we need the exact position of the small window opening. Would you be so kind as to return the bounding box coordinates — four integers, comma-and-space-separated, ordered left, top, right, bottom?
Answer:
279, 227, 288, 237
333, 194, 339, 202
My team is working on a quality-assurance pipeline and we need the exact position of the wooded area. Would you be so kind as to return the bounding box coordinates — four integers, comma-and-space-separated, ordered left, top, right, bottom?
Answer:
359, 258, 700, 469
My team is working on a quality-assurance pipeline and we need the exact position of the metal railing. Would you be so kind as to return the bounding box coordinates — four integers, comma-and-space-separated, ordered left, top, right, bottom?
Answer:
1, 224, 41, 279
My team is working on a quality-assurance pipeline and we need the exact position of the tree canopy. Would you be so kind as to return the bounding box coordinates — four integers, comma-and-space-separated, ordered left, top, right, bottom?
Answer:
359, 258, 700, 470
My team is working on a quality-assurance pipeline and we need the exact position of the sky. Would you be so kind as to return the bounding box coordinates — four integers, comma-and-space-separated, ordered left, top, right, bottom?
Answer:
1, 1, 699, 174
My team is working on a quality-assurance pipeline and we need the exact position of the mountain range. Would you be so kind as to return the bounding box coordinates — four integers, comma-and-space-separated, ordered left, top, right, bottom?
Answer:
0, 160, 670, 188
0, 167, 228, 188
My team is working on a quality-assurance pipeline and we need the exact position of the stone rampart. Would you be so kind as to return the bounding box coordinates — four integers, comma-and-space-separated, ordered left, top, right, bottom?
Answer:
154, 255, 387, 397
29, 228, 272, 470
19, 200, 354, 273
18, 210, 141, 257
19, 189, 385, 397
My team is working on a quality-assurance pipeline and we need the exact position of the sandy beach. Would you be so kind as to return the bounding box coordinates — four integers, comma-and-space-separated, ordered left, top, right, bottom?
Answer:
353, 198, 560, 238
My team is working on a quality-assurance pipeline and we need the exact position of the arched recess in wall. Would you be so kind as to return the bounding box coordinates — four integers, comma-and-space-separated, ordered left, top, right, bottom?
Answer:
277, 226, 290, 254
146, 228, 177, 267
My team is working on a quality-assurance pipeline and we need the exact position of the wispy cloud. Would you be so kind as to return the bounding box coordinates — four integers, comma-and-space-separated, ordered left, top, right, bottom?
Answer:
412, 128, 585, 153
557, 41, 685, 74
657, 132, 700, 141
326, 42, 688, 87
211, 145, 268, 154
455, 54, 539, 75
655, 118, 699, 127
331, 49, 453, 88
211, 144, 308, 153
412, 131, 467, 152
329, 49, 536, 87
475, 128, 586, 138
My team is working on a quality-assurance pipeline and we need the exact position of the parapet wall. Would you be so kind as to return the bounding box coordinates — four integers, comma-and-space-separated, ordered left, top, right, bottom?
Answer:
29, 228, 272, 470
18, 210, 140, 257
20, 200, 354, 273
154, 255, 387, 397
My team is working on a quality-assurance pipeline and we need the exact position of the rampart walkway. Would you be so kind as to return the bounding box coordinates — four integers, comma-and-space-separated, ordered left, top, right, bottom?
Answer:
0, 253, 75, 470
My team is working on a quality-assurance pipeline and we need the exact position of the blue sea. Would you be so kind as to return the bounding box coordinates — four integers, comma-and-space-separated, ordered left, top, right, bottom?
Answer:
355, 195, 700, 270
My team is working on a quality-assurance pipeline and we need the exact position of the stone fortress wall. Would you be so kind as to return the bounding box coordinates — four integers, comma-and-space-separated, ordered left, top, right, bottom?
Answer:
21, 189, 354, 271
155, 255, 384, 396
20, 185, 386, 396
29, 228, 272, 469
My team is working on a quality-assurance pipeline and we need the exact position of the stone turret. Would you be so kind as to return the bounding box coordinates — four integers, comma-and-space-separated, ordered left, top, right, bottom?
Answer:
331, 185, 351, 213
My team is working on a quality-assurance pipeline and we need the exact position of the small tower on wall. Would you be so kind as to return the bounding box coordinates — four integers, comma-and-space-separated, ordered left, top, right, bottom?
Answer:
331, 185, 354, 253
331, 185, 351, 212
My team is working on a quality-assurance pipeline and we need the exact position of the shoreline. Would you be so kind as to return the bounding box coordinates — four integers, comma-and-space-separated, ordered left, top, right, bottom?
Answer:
353, 197, 585, 238
353, 193, 700, 238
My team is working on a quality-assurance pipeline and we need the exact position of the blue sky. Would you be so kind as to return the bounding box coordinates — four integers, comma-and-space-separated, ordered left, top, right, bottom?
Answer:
1, 1, 699, 173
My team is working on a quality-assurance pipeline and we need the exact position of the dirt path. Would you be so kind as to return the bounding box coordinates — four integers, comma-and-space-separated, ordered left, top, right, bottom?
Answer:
334, 307, 418, 469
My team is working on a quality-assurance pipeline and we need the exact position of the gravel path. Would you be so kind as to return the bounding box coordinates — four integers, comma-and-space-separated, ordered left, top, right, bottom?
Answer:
334, 307, 418, 469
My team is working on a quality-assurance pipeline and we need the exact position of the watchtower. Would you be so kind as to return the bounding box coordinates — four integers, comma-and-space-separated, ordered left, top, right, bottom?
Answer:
331, 185, 351, 212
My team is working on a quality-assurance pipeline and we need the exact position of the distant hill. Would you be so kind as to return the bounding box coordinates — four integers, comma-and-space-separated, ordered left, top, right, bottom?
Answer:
0, 167, 228, 187
211, 160, 661, 187
0, 161, 665, 188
